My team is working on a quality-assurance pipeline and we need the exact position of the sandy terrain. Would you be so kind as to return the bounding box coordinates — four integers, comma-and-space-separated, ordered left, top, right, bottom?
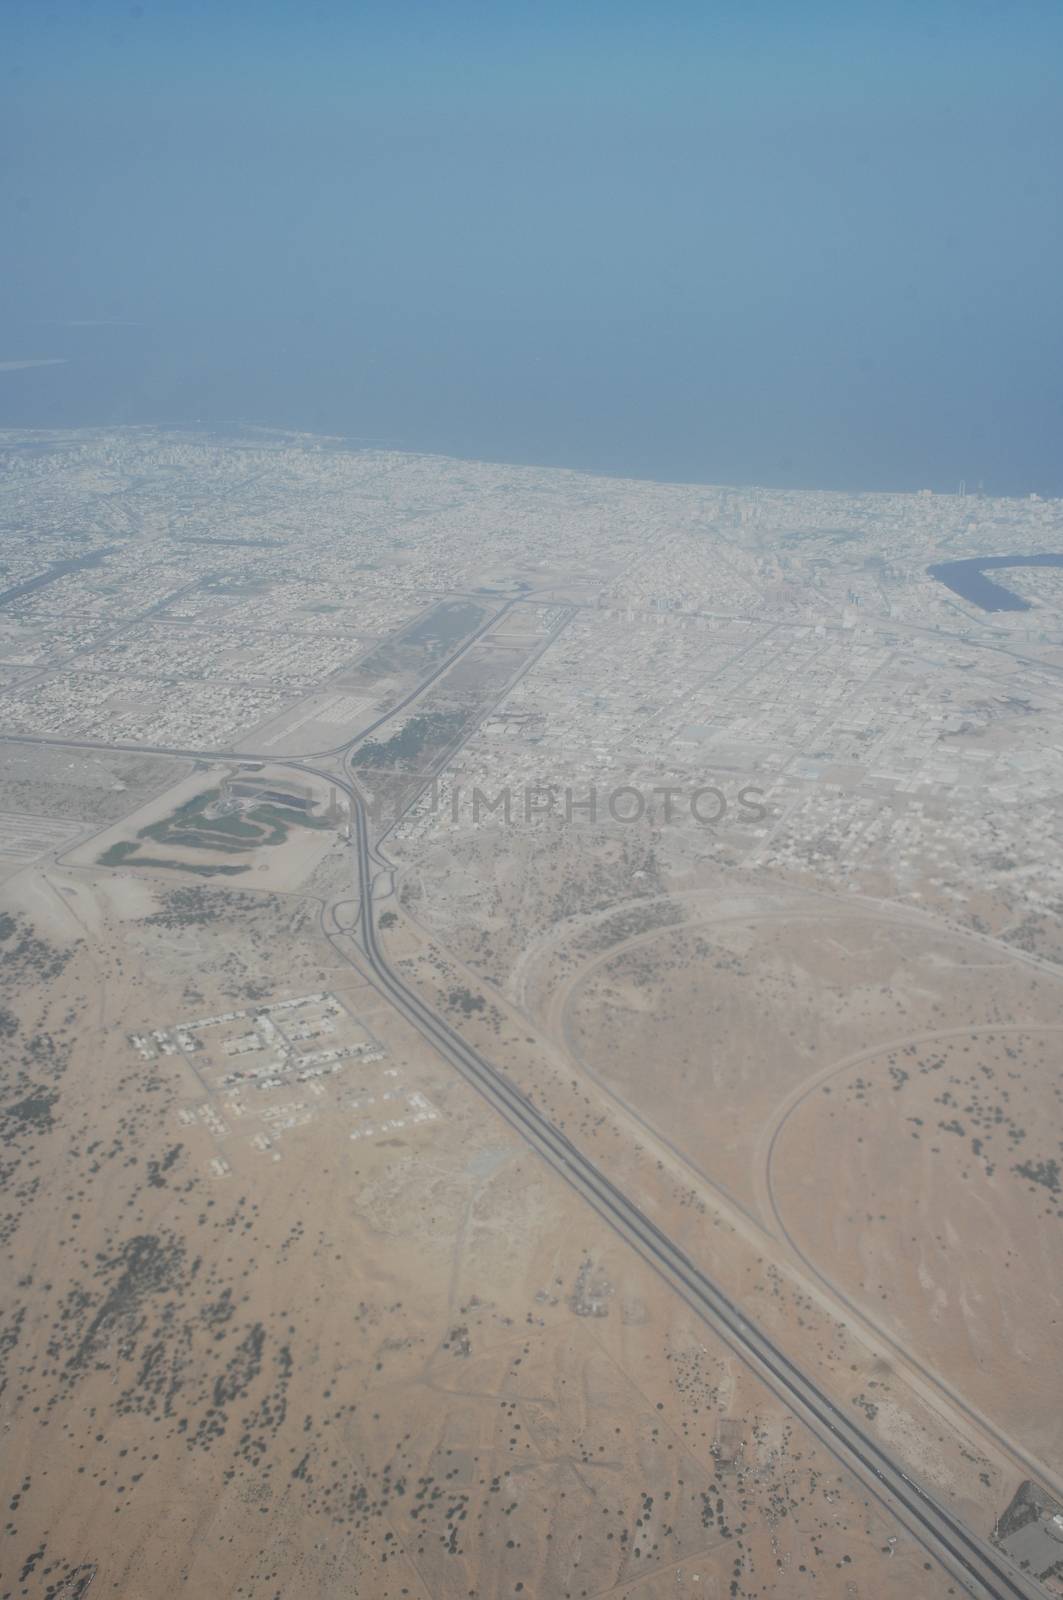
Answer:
771, 1026, 1063, 1473
5, 426, 1063, 1597
558, 907, 1062, 1219
65, 764, 345, 894
0, 855, 959, 1599
386, 826, 1063, 1522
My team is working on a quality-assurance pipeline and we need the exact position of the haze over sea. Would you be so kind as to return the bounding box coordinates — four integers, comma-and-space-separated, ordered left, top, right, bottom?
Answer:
3, 0, 1062, 497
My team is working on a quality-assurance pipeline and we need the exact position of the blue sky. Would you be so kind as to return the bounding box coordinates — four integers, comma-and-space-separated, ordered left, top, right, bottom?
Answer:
3, 0, 1062, 493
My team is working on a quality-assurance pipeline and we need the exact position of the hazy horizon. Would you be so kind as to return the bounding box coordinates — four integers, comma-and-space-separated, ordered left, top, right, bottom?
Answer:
3, 0, 1062, 497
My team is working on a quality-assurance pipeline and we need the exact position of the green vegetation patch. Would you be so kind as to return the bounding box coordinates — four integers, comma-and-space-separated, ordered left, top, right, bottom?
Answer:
350, 709, 467, 770
130, 856, 251, 877
98, 840, 139, 866
97, 785, 332, 873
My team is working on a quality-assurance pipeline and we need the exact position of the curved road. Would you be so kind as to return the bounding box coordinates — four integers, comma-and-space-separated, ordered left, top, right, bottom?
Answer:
0, 595, 1047, 1598
298, 756, 1041, 1600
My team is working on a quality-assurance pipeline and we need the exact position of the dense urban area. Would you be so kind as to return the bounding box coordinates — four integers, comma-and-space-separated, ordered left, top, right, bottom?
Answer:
1, 426, 1061, 1599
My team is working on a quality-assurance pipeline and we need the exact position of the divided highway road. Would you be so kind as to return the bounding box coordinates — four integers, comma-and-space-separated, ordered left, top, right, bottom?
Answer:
0, 712, 1041, 1597
309, 762, 1042, 1600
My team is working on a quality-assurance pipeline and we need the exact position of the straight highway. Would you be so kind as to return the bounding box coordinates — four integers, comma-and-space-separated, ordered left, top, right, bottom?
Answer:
303, 758, 1043, 1600
0, 594, 1045, 1598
